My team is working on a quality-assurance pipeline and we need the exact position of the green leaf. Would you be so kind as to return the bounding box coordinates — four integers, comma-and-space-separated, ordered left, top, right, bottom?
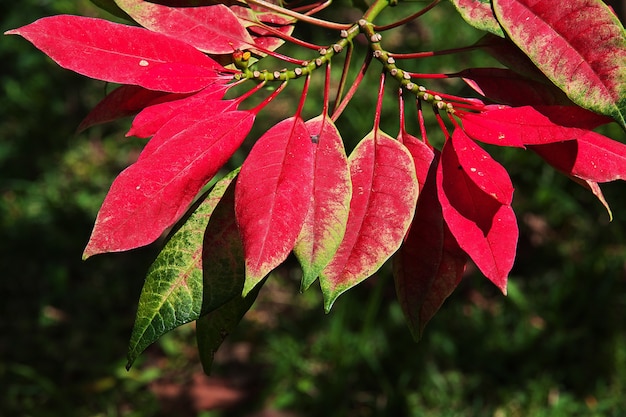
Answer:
448, 0, 505, 37
201, 169, 246, 313
196, 279, 264, 374
126, 169, 239, 369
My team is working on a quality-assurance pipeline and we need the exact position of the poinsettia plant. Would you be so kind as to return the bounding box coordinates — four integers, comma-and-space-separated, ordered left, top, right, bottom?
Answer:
6, 0, 625, 372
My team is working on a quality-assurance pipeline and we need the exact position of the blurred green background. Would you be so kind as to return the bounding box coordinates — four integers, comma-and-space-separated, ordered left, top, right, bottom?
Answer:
2, 1, 626, 416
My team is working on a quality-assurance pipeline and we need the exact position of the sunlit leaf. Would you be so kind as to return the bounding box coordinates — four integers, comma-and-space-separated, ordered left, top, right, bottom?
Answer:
294, 116, 351, 291
235, 117, 315, 295
83, 110, 254, 257
437, 129, 517, 292
493, 0, 626, 129
461, 105, 613, 148
5, 15, 226, 93
114, 0, 254, 54
320, 130, 419, 311
529, 131, 626, 183
127, 85, 230, 138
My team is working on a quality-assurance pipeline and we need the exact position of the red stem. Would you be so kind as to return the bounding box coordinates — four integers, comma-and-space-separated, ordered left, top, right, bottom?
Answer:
331, 52, 372, 122
323, 62, 331, 116
373, 71, 386, 133
389, 45, 482, 60
433, 107, 450, 140
252, 44, 311, 65
250, 23, 323, 51
416, 99, 429, 146
235, 79, 267, 106
299, 0, 333, 15
374, 0, 441, 31
398, 88, 406, 142
251, 81, 289, 114
332, 42, 354, 115
406, 72, 449, 79
295, 75, 311, 118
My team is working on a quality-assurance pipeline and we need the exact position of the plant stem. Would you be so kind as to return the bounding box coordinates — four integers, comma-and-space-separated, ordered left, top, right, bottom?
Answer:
362, 0, 392, 22
374, 0, 440, 31
243, 0, 352, 30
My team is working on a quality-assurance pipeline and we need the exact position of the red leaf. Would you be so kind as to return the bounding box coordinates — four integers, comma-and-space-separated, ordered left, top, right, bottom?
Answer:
461, 105, 613, 148
83, 110, 254, 258
78, 85, 186, 132
320, 130, 419, 310
235, 117, 316, 295
6, 15, 225, 93
452, 125, 514, 205
128, 85, 230, 138
397, 130, 434, 192
136, 98, 240, 162
115, 0, 254, 54
493, 0, 626, 129
458, 67, 572, 106
437, 129, 518, 292
393, 151, 467, 339
294, 116, 351, 291
529, 131, 626, 183
231, 6, 295, 54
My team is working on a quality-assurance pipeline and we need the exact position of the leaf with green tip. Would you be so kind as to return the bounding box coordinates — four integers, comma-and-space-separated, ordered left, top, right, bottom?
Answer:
294, 115, 351, 291
320, 130, 419, 311
126, 170, 239, 369
196, 278, 264, 375
235, 117, 315, 296
449, 0, 505, 37
493, 0, 626, 129
114, 0, 254, 54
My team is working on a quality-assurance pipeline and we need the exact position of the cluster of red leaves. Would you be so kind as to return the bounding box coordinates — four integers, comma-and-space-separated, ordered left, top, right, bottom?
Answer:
6, 0, 626, 352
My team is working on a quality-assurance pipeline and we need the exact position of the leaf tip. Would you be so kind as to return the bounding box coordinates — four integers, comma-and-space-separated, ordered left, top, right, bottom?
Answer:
321, 286, 341, 313
82, 244, 97, 260
241, 272, 263, 298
